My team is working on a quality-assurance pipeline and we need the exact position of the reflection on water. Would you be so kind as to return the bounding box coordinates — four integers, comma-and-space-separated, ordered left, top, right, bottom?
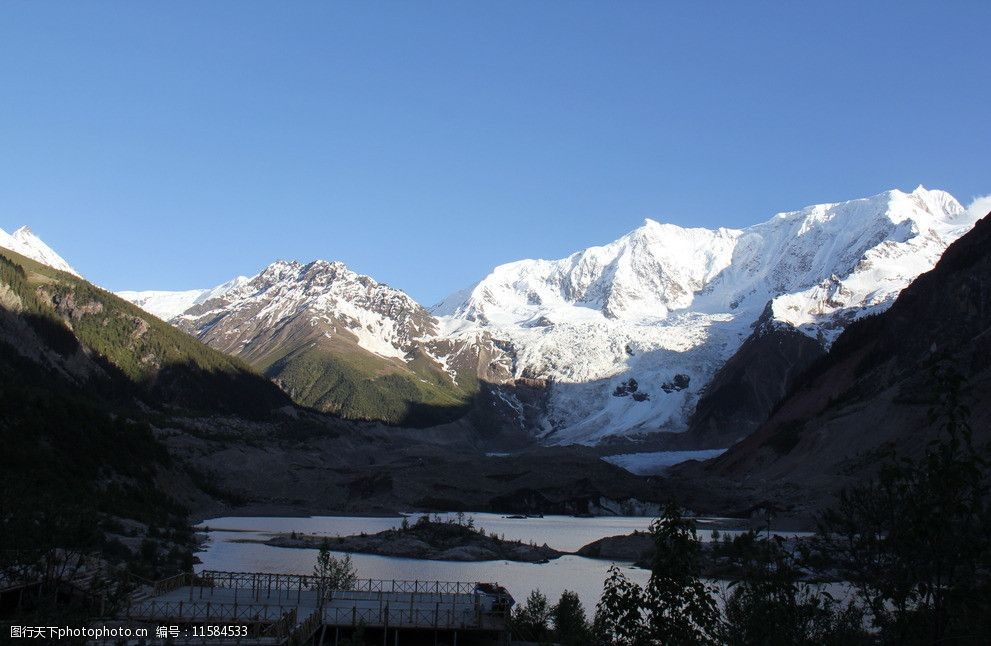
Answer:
195, 512, 753, 612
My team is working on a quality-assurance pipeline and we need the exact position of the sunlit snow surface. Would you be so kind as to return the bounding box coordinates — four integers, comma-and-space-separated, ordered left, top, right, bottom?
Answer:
434, 187, 978, 444
603, 450, 728, 475
118, 277, 250, 321
0, 226, 80, 276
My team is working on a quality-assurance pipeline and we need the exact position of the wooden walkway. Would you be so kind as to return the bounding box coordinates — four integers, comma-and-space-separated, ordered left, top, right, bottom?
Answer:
118, 570, 513, 645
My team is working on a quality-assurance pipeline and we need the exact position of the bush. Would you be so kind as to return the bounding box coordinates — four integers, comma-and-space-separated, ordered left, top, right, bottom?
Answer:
313, 539, 358, 598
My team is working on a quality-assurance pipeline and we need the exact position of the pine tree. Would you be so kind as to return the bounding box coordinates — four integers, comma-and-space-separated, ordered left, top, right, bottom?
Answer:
644, 502, 721, 645
553, 589, 592, 645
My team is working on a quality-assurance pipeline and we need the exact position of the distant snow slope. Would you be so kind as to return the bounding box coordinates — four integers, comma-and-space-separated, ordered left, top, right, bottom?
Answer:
115, 289, 210, 321
434, 186, 978, 444
117, 277, 248, 322
0, 226, 80, 276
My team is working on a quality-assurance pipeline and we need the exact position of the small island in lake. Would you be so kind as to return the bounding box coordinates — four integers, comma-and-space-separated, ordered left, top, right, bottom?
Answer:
260, 515, 564, 563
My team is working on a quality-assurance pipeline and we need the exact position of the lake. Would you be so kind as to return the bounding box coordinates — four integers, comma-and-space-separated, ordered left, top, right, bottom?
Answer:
194, 512, 753, 612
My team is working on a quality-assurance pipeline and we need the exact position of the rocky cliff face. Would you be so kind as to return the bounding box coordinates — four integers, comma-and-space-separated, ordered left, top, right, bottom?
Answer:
174, 260, 435, 361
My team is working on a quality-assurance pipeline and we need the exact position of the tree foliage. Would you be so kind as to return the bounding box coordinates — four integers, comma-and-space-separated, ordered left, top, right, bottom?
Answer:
594, 502, 721, 645
313, 539, 358, 602
594, 565, 649, 645
553, 590, 593, 646
720, 531, 868, 645
512, 589, 553, 643
813, 358, 991, 643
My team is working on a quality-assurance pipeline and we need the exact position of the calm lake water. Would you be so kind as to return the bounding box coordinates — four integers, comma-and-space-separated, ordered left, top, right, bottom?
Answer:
195, 512, 751, 612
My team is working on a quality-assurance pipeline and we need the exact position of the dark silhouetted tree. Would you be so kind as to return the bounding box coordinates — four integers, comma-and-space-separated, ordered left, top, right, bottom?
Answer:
815, 358, 991, 643
594, 503, 721, 645
512, 589, 553, 642
553, 589, 592, 645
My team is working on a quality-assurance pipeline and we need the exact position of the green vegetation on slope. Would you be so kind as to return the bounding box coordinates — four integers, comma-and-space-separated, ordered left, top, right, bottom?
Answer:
263, 340, 475, 427
0, 248, 288, 416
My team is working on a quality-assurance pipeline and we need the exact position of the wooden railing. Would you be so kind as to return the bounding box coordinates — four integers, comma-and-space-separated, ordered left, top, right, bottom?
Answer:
198, 571, 478, 595
320, 605, 499, 629
128, 599, 298, 623
153, 572, 190, 596
261, 608, 297, 639
286, 610, 322, 646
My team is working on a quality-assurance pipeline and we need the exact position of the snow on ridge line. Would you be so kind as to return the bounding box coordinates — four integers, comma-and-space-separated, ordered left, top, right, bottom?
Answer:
119, 275, 253, 321
121, 257, 433, 362
435, 186, 967, 324
0, 225, 81, 277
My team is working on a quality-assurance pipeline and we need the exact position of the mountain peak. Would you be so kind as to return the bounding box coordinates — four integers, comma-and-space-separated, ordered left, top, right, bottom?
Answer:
0, 224, 80, 277
901, 186, 966, 222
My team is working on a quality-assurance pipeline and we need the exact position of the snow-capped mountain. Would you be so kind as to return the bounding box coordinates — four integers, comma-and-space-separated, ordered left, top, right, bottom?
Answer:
433, 186, 977, 444
115, 186, 978, 445
120, 259, 473, 424
434, 221, 741, 324
172, 260, 435, 360
0, 226, 80, 276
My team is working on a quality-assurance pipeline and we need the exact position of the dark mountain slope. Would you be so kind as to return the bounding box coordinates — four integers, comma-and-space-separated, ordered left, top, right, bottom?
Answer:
0, 246, 297, 576
676, 305, 826, 449
0, 247, 289, 416
0, 337, 185, 541
700, 211, 991, 493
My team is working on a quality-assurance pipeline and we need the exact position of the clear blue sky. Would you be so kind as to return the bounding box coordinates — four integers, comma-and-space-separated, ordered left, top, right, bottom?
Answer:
1, 2, 988, 304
